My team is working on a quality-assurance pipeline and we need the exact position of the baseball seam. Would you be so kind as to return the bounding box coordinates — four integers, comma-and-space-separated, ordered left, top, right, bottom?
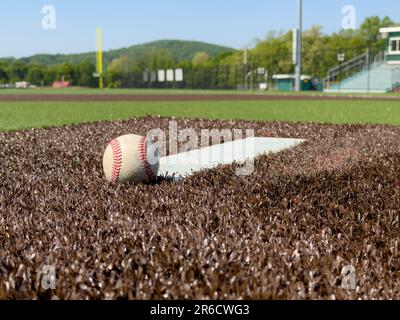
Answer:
110, 139, 123, 184
138, 137, 157, 182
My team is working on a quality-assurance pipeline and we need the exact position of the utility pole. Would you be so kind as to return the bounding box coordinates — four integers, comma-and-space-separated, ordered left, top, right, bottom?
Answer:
244, 48, 248, 91
294, 0, 302, 92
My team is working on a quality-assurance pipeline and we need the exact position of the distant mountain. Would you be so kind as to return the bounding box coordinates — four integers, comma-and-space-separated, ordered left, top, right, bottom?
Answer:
14, 40, 235, 66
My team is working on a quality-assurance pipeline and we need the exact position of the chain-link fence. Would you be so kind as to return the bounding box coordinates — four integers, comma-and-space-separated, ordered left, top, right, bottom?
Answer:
104, 45, 399, 93
120, 64, 269, 90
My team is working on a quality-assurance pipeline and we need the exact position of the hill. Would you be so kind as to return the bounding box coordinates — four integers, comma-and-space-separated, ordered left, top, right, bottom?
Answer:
14, 40, 235, 66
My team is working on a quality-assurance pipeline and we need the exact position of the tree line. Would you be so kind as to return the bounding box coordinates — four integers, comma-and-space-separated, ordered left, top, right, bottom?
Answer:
0, 60, 98, 87
0, 16, 396, 88
221, 16, 395, 80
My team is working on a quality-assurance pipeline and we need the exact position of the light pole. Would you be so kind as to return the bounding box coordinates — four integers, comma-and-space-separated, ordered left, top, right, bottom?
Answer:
244, 48, 248, 91
337, 52, 345, 94
294, 0, 302, 92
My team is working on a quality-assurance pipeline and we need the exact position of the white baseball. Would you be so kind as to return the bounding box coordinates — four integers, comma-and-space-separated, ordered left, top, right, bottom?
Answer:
102, 134, 159, 184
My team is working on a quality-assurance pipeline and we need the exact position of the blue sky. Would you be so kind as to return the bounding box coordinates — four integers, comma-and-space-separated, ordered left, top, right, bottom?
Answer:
1, 0, 399, 58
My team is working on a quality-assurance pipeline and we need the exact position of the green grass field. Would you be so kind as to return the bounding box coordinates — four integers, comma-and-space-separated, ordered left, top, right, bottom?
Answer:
1, 100, 400, 132
0, 88, 243, 95
1, 87, 400, 97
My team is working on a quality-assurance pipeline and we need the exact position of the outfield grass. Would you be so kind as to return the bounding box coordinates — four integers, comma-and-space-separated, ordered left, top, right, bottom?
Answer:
1, 87, 400, 97
1, 100, 400, 132
0, 88, 243, 95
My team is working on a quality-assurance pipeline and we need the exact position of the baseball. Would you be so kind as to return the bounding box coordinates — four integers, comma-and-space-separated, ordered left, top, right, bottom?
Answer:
102, 134, 159, 184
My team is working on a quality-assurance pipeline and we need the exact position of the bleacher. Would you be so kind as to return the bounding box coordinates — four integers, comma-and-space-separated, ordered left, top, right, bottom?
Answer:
325, 26, 400, 93
325, 62, 400, 93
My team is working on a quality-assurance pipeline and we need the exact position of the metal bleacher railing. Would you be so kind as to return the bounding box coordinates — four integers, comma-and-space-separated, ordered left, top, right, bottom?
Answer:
323, 49, 400, 93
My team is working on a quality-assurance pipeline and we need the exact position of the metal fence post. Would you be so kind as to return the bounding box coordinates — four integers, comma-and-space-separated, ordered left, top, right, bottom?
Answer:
366, 48, 370, 93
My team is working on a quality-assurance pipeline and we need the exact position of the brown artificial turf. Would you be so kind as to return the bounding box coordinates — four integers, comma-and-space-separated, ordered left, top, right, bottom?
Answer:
0, 116, 400, 300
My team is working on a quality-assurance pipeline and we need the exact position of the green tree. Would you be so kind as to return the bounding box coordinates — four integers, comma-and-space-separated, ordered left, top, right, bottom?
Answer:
43, 65, 58, 85
220, 15, 397, 81
138, 49, 177, 70
5, 62, 27, 83
316, 29, 365, 79
249, 30, 293, 77
359, 16, 394, 49
192, 52, 210, 66
107, 56, 139, 88
76, 61, 96, 87
57, 63, 76, 83
0, 63, 8, 84
301, 25, 327, 78
26, 65, 45, 85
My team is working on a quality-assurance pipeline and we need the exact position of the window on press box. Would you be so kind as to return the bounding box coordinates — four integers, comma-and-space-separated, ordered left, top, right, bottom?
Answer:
391, 40, 400, 52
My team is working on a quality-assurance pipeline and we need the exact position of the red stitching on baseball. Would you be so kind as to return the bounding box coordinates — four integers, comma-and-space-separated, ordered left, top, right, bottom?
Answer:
138, 137, 157, 181
110, 139, 122, 184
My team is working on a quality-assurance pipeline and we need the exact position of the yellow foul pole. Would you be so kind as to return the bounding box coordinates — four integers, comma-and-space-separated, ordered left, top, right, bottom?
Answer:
96, 27, 103, 89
